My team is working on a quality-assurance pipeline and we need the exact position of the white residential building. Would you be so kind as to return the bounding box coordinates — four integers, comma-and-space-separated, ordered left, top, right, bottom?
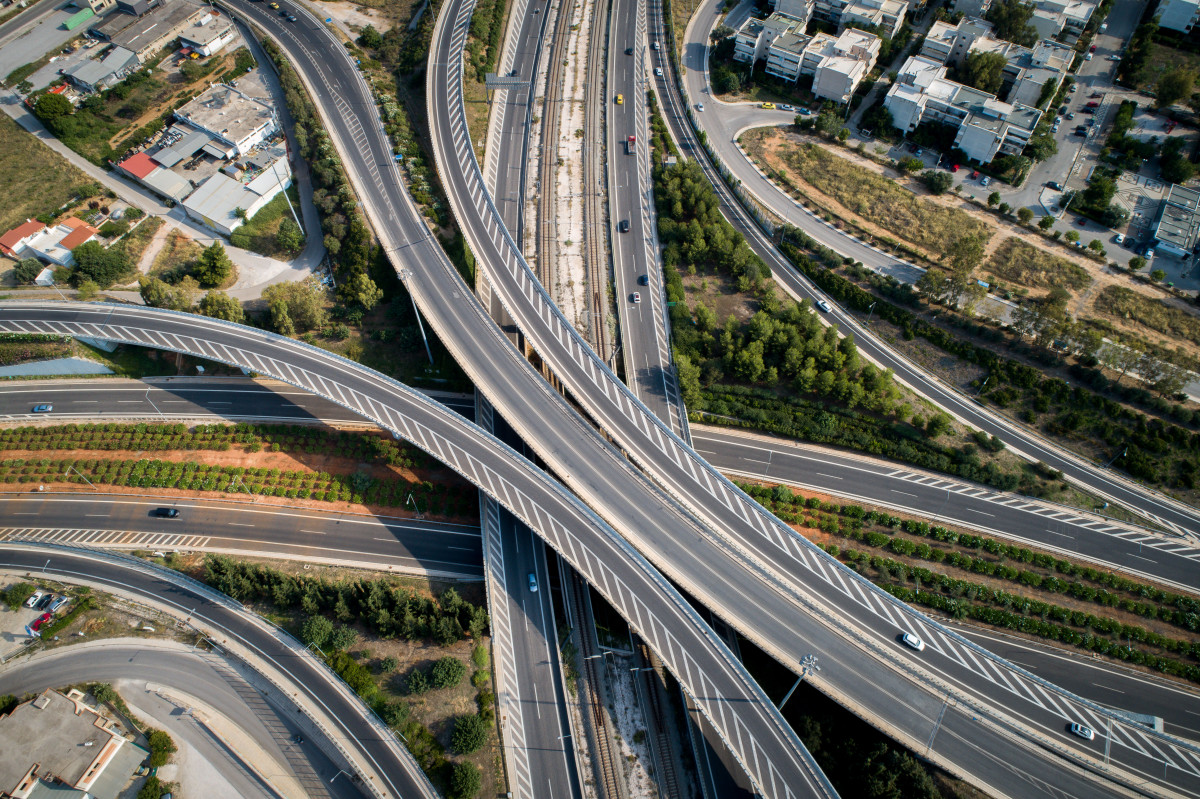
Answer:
951, 0, 1095, 38
920, 18, 1071, 107
733, 13, 805, 63
1156, 0, 1200, 32
752, 22, 881, 102
772, 0, 909, 37
885, 54, 1042, 163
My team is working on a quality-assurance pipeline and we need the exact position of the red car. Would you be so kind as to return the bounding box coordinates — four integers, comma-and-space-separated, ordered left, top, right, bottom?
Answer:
951, 164, 960, 172
1086, 101, 1099, 107
31, 612, 52, 632
1076, 217, 1087, 226
971, 170, 980, 179
1089, 44, 1097, 52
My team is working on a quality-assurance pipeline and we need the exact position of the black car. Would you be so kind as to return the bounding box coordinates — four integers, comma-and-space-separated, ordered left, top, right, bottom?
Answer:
619, 219, 630, 233
625, 47, 633, 55
1046, 181, 1063, 191
36, 593, 55, 610
639, 274, 649, 285
153, 508, 180, 518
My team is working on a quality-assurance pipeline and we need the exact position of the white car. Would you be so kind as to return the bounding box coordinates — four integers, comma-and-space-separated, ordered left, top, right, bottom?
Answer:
981, 176, 991, 186
654, 67, 663, 77
24, 590, 45, 609
1108, 54, 1121, 61
1145, 248, 1156, 260
528, 573, 538, 592
651, 40, 659, 50
695, 102, 704, 112
1084, 52, 1093, 61
815, 299, 831, 313
632, 292, 641, 304
1114, 233, 1125, 245
901, 632, 926, 651
1069, 723, 1095, 741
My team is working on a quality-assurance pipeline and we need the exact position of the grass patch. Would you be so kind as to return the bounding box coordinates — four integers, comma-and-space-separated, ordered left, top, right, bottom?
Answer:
111, 217, 164, 267
1132, 42, 1200, 92
760, 137, 991, 255
1096, 285, 1200, 347
0, 334, 73, 366
149, 230, 204, 281
983, 237, 1092, 292
0, 115, 96, 232
228, 187, 302, 258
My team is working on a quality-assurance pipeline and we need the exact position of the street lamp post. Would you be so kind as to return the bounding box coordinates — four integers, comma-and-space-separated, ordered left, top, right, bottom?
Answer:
865, 301, 876, 325
407, 493, 423, 520
1104, 447, 1127, 469
777, 654, 819, 711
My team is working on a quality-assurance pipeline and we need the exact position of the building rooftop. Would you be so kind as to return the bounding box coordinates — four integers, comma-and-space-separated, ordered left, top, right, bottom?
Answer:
0, 219, 46, 255
0, 691, 117, 796
770, 30, 811, 56
174, 83, 274, 148
183, 154, 289, 229
117, 151, 157, 179
179, 10, 232, 46
111, 1, 202, 52
64, 46, 138, 88
1156, 184, 1200, 251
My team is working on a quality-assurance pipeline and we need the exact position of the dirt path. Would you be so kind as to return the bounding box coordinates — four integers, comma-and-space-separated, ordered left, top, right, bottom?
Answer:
135, 218, 174, 275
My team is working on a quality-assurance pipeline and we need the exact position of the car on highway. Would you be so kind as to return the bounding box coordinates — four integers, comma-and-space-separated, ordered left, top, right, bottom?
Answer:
625, 47, 633, 55
528, 573, 538, 592
32, 404, 52, 413
654, 67, 663, 77
615, 94, 623, 104
619, 219, 629, 233
639, 274, 649, 285
269, 2, 278, 7
631, 292, 641, 304
1069, 722, 1095, 741
815, 299, 831, 313
760, 102, 776, 109
651, 40, 659, 50
901, 632, 925, 651
153, 508, 180, 518
287, 14, 296, 20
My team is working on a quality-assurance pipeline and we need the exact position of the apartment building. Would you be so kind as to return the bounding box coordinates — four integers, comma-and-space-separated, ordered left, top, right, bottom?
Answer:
885, 54, 1042, 163
737, 14, 882, 102
1153, 184, 1200, 257
772, 0, 908, 37
952, 0, 1095, 38
920, 18, 1071, 106
1156, 0, 1199, 32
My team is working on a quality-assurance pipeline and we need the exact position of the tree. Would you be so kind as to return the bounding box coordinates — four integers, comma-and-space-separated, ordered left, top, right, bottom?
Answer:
1064, 230, 1079, 243
71, 241, 129, 288
1140, 355, 1189, 397
406, 668, 431, 695
33, 93, 72, 128
987, 191, 1001, 207
958, 51, 1007, 94
1160, 137, 1195, 184
1156, 67, 1195, 109
1129, 256, 1146, 271
985, 0, 1038, 46
338, 270, 383, 310
276, 218, 304, 254
198, 290, 244, 323
450, 762, 482, 799
675, 351, 702, 408
1150, 268, 1167, 282
262, 280, 328, 332
925, 412, 953, 438
921, 170, 953, 195
451, 714, 488, 754
1100, 342, 1142, 384
1011, 288, 1070, 348
1017, 207, 1034, 225
76, 279, 100, 300
301, 614, 334, 650
710, 24, 735, 42
12, 257, 43, 284
431, 656, 467, 689
815, 112, 843, 138
138, 276, 197, 311
943, 234, 985, 273
1087, 239, 1105, 254
1025, 133, 1057, 162
358, 24, 384, 49
380, 656, 399, 673
195, 242, 233, 287
330, 624, 358, 651
1038, 215, 1055, 231
896, 156, 924, 174
233, 207, 248, 221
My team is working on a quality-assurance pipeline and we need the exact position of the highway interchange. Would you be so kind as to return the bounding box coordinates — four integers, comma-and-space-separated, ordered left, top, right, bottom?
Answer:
1, 0, 1199, 793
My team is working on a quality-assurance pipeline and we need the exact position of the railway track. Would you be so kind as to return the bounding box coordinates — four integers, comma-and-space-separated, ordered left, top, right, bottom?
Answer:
634, 638, 682, 798
583, 0, 612, 358
568, 572, 622, 799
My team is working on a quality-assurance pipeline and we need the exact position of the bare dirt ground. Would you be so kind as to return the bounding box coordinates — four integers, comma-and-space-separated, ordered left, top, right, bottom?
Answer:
310, 0, 395, 33
744, 128, 1200, 362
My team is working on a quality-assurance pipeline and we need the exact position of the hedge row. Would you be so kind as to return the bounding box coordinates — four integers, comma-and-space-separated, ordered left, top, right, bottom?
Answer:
735, 480, 1200, 635
38, 597, 95, 639
0, 422, 422, 468
839, 552, 1200, 683
0, 457, 475, 517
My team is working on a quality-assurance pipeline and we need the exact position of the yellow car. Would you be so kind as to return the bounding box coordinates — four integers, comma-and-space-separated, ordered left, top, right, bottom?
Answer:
269, 2, 279, 7
761, 102, 776, 109
616, 94, 623, 105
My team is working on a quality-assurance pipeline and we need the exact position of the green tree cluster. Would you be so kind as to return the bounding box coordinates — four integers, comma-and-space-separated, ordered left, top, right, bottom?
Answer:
955, 51, 1007, 94
262, 280, 329, 334
71, 241, 131, 288
194, 242, 233, 287
202, 555, 488, 644
984, 0, 1039, 46
12, 258, 43, 285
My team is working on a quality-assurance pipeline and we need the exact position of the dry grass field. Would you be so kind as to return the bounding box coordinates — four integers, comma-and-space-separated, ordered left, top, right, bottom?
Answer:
1096, 285, 1200, 348
984, 238, 1093, 293
0, 115, 94, 232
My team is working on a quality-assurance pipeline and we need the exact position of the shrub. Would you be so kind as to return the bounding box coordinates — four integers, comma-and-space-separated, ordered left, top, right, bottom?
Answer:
451, 713, 488, 754
301, 614, 334, 650
380, 655, 399, 673
431, 656, 467, 689
450, 761, 482, 798
406, 668, 431, 695
146, 729, 177, 767
1, 582, 35, 608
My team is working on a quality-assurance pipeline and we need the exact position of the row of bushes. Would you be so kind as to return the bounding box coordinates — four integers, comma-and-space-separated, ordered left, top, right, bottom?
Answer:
736, 481, 1200, 633
0, 422, 423, 468
834, 548, 1200, 683
1, 457, 474, 516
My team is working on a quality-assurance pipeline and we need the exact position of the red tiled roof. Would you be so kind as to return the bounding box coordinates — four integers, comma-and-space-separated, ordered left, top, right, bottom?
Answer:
118, 151, 158, 180
60, 217, 99, 250
0, 219, 46, 256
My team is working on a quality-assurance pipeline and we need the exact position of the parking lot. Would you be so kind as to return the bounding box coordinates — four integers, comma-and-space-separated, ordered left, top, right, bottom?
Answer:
0, 586, 51, 658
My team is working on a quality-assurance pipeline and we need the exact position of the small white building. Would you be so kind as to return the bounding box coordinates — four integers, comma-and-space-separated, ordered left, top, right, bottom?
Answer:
178, 9, 236, 56
1157, 0, 1200, 32
174, 83, 277, 158
21, 217, 101, 266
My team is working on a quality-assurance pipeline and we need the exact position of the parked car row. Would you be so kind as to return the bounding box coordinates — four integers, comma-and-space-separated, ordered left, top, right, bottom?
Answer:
23, 590, 70, 614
